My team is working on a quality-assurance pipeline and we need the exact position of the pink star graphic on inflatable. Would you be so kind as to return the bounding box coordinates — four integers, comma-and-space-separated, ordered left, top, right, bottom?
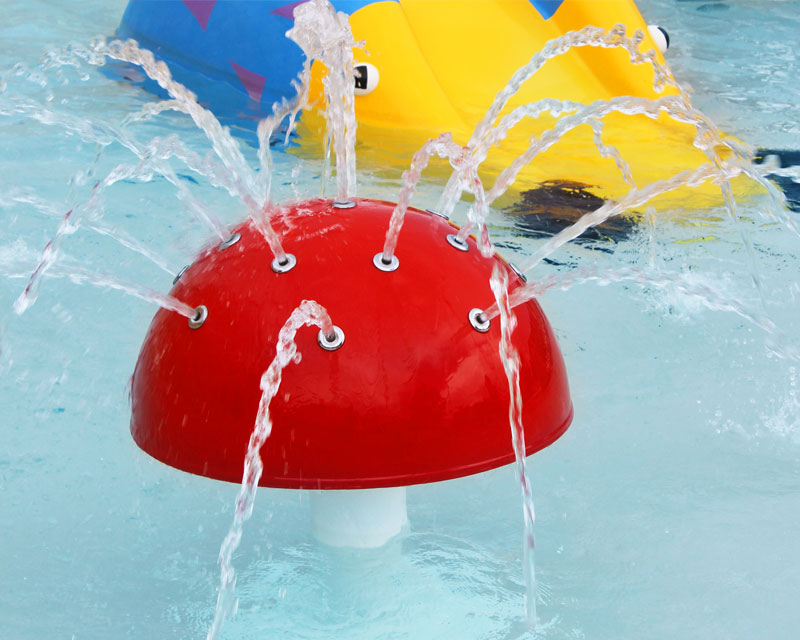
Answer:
228, 59, 267, 104
182, 0, 217, 30
270, 1, 310, 20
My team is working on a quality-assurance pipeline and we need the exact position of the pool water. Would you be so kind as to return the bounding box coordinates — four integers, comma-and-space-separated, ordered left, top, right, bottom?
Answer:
2, 1, 799, 639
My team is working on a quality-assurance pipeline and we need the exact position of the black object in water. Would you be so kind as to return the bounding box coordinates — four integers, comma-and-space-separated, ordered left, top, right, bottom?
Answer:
755, 149, 800, 212
504, 180, 636, 244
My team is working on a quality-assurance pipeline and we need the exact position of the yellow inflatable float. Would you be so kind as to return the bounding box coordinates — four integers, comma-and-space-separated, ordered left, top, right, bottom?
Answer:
299, 0, 756, 215
117, 0, 758, 218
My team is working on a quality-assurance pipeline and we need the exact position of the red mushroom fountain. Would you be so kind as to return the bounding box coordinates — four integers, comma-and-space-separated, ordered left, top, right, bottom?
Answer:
131, 197, 572, 547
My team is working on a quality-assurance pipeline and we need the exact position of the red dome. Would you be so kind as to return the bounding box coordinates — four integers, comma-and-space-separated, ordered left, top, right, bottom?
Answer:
130, 198, 572, 489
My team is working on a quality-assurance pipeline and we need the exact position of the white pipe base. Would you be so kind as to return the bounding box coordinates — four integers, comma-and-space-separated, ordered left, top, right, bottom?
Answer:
309, 487, 408, 548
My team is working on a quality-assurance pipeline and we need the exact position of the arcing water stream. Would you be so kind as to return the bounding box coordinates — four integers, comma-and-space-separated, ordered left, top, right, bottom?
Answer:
207, 300, 336, 640
490, 265, 539, 628
2, 0, 800, 638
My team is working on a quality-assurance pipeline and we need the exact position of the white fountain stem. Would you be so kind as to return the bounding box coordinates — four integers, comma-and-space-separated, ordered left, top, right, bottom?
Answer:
310, 487, 408, 548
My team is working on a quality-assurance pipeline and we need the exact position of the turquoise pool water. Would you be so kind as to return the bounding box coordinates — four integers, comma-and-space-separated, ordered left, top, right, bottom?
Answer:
2, 1, 799, 639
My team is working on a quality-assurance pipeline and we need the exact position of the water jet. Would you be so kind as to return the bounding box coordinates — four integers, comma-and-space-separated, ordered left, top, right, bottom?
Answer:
114, 0, 747, 210
131, 197, 573, 548
4, 1, 800, 637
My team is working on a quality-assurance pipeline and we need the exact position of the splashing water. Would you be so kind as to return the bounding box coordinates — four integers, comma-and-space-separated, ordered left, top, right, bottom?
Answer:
98, 39, 262, 205
4, 93, 236, 313
380, 133, 494, 262
3, 2, 800, 638
3, 261, 196, 319
381, 134, 465, 263
3, 15, 365, 634
0, 188, 174, 275
511, 155, 800, 279
95, 39, 294, 263
416, 24, 798, 292
489, 265, 538, 629
379, 25, 775, 278
10, 133, 234, 311
481, 265, 800, 363
365, 22, 795, 333
518, 161, 735, 273
7, 0, 364, 310
380, 132, 497, 264
206, 300, 335, 640
287, 0, 359, 201
435, 24, 681, 217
